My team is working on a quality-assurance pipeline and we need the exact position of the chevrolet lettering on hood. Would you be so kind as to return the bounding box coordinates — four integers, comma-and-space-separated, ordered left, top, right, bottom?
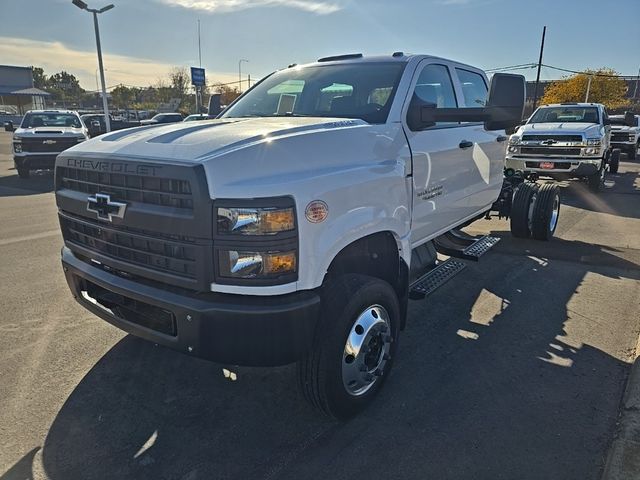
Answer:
66, 158, 162, 176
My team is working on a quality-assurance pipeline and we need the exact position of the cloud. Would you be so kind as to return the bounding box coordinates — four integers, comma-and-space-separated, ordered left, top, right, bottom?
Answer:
158, 0, 342, 15
0, 36, 237, 90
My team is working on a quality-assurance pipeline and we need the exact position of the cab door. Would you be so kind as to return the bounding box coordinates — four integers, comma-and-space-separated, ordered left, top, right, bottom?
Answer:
403, 61, 479, 248
451, 66, 507, 210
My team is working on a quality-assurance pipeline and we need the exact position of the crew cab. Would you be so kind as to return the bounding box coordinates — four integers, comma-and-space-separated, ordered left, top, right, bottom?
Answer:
55, 53, 559, 418
505, 103, 619, 192
6, 109, 88, 179
610, 112, 640, 160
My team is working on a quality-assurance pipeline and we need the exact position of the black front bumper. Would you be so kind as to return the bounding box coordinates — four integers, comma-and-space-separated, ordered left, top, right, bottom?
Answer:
15, 155, 58, 170
62, 247, 320, 366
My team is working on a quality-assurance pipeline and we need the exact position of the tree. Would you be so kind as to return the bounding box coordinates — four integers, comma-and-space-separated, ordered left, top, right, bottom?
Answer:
32, 67, 47, 89
47, 71, 85, 107
169, 67, 190, 100
111, 85, 140, 109
212, 83, 241, 106
541, 68, 629, 110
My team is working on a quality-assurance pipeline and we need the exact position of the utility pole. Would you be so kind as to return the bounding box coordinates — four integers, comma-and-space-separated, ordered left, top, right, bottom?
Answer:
531, 25, 546, 112
196, 19, 202, 113
73, 0, 114, 132
584, 75, 593, 102
634, 65, 640, 100
238, 59, 248, 92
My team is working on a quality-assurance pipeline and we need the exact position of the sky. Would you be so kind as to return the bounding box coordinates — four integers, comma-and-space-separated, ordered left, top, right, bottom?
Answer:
1, 0, 638, 91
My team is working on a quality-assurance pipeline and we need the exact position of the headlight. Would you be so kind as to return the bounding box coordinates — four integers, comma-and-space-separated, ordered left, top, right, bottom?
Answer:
217, 206, 295, 235
586, 138, 601, 146
508, 136, 521, 145
218, 249, 297, 279
13, 138, 22, 153
584, 147, 599, 155
507, 145, 519, 153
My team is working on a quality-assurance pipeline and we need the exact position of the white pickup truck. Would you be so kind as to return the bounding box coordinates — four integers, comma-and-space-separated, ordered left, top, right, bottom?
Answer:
610, 112, 640, 160
505, 103, 620, 192
55, 53, 560, 418
5, 109, 89, 178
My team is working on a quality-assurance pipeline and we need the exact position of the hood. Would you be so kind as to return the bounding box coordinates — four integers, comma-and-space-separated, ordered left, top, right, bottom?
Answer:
61, 117, 368, 162
15, 126, 86, 138
518, 122, 602, 135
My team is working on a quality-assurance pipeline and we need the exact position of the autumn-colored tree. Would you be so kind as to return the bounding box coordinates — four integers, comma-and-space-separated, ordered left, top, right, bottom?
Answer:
541, 68, 629, 110
212, 83, 241, 106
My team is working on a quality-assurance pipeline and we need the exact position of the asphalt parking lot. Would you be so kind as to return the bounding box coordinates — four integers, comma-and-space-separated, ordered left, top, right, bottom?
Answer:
1, 131, 639, 480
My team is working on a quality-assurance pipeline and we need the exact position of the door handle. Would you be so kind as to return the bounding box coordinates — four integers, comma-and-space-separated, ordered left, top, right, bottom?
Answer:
496, 135, 508, 142
459, 140, 473, 149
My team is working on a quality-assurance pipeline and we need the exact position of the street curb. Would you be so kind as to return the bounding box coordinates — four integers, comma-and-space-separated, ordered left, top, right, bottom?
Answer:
601, 334, 640, 480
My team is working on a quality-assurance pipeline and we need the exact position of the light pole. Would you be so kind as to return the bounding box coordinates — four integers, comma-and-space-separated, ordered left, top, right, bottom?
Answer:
72, 0, 114, 132
238, 59, 248, 92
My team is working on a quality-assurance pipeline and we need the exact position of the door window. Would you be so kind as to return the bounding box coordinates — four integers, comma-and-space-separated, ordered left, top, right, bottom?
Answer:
411, 64, 458, 127
455, 68, 488, 108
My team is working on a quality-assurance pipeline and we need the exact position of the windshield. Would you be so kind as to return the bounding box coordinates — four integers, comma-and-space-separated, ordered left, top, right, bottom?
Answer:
529, 106, 599, 124
21, 112, 82, 128
221, 63, 406, 124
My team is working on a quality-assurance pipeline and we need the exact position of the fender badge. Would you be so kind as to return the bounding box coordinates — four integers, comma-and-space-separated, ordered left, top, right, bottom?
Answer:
305, 200, 328, 223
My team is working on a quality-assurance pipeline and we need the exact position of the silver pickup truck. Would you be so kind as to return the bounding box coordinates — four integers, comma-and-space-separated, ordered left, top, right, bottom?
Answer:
505, 103, 620, 192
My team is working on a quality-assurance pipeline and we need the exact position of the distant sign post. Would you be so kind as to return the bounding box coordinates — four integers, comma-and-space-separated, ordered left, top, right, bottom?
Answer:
190, 67, 205, 86
191, 67, 206, 114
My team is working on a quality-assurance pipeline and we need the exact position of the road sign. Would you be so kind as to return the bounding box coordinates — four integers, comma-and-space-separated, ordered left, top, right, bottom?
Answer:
191, 67, 205, 86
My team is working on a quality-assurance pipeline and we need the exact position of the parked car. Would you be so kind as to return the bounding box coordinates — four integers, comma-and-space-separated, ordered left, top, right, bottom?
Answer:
139, 113, 184, 125
7, 109, 88, 178
81, 113, 141, 137
505, 103, 620, 192
54, 53, 558, 418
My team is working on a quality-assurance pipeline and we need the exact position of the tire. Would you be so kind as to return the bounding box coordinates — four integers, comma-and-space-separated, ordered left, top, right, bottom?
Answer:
510, 182, 539, 238
629, 144, 638, 161
609, 149, 620, 173
17, 165, 30, 179
298, 274, 400, 419
588, 164, 605, 193
530, 184, 560, 241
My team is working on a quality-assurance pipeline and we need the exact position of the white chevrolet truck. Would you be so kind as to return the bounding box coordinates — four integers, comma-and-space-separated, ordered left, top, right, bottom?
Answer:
55, 53, 561, 418
505, 103, 620, 192
5, 109, 89, 178
610, 112, 640, 160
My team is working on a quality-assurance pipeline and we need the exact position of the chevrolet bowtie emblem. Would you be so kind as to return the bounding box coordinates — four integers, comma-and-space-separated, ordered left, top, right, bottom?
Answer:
541, 139, 556, 145
87, 193, 127, 222
43, 139, 57, 144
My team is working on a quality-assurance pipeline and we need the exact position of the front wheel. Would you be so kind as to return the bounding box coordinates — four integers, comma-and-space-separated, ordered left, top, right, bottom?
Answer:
588, 164, 605, 193
609, 149, 620, 174
298, 274, 400, 419
16, 165, 30, 179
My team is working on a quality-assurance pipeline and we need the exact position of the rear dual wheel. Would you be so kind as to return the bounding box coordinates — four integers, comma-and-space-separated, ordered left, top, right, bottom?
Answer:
510, 182, 560, 241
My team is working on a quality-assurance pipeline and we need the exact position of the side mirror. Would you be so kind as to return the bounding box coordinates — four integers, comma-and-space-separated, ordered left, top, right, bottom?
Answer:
483, 73, 526, 131
624, 111, 636, 127
88, 120, 101, 136
407, 73, 526, 132
4, 121, 14, 132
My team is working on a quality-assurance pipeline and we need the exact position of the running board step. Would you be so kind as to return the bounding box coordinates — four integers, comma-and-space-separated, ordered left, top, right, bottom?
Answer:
409, 258, 466, 299
433, 233, 500, 261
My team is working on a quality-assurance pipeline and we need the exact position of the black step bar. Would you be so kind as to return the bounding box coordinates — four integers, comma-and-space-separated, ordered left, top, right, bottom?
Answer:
409, 258, 466, 299
433, 230, 500, 262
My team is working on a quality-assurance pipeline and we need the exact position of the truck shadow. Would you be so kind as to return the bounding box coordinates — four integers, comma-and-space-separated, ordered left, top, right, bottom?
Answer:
553, 164, 640, 220
0, 170, 54, 197
27, 236, 640, 480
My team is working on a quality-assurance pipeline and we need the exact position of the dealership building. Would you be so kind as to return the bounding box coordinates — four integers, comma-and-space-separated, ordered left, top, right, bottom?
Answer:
0, 65, 49, 115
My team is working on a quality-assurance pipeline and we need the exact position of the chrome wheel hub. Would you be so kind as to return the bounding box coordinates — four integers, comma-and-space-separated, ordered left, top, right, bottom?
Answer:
549, 194, 560, 232
342, 305, 392, 396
